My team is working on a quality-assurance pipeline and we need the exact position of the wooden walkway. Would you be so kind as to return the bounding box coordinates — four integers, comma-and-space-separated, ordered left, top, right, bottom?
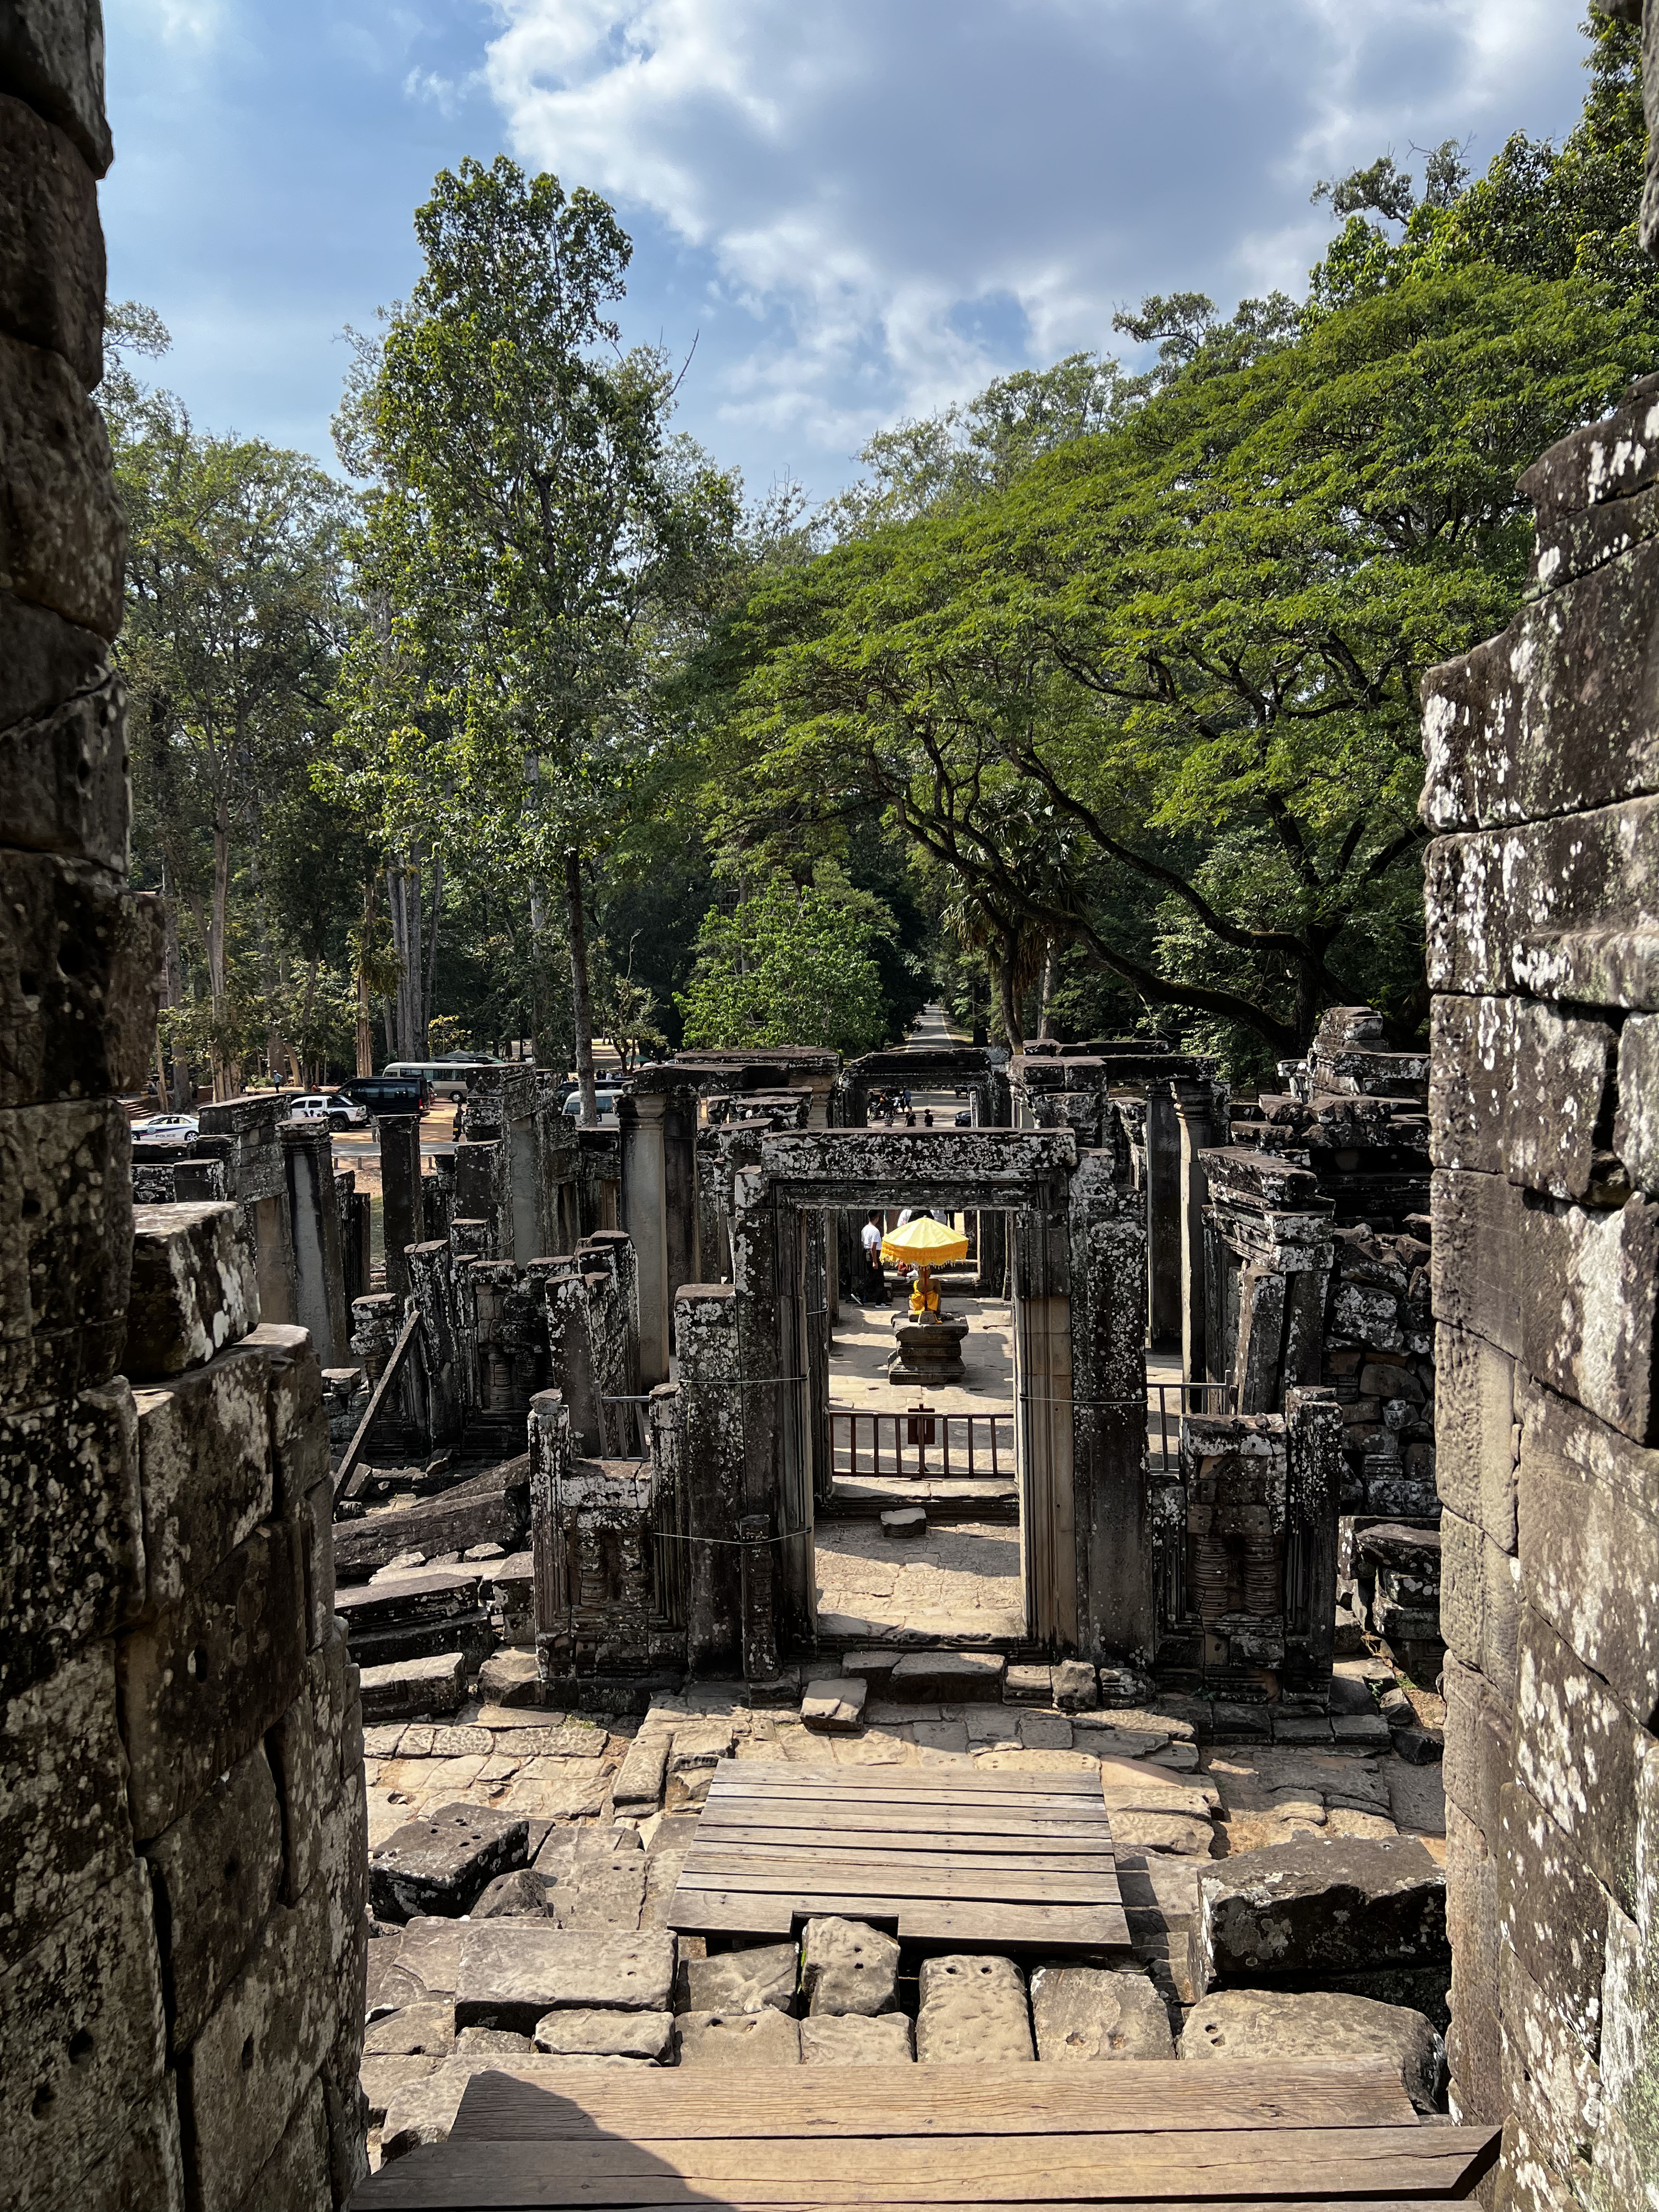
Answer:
666, 1761, 1129, 1952
351, 2059, 1500, 2206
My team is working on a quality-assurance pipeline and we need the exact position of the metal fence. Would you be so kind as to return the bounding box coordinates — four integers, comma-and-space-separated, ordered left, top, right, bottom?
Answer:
1146, 1379, 1234, 1471
830, 1404, 1014, 1482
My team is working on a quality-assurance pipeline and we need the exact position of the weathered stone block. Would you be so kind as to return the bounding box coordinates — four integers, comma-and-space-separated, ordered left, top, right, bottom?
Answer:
304, 1626, 360, 1811
267, 1686, 324, 1906
1438, 1506, 1485, 1673
359, 1649, 468, 1723
532, 2008, 674, 2060
72, 2076, 185, 2212
0, 1379, 139, 1699
0, 1860, 168, 2212
473, 1867, 550, 1919
1425, 796, 1659, 1005
1498, 1781, 1607, 2055
126, 1203, 260, 1380
1029, 1964, 1173, 2060
296, 1477, 336, 1653
1429, 995, 1614, 1198
144, 1741, 284, 2048
801, 2012, 915, 2064
370, 1803, 530, 1923
889, 1649, 1006, 1700
0, 1097, 129, 1405
0, 91, 101, 384
1052, 1657, 1100, 1710
1514, 1605, 1644, 1919
182, 1877, 331, 2212
242, 1319, 328, 1510
1599, 1898, 1659, 2192
1197, 1837, 1447, 1989
1441, 1653, 1512, 1842
0, 661, 126, 877
1616, 1014, 1659, 1199
118, 1519, 305, 1841
611, 1730, 669, 1809
0, 0, 114, 173
1498, 1938, 1603, 2180
800, 1916, 899, 2017
676, 2006, 801, 2067
0, 1637, 131, 1960
456, 1928, 675, 2030
1521, 1194, 1659, 1447
800, 1677, 867, 1733
1180, 1987, 1441, 2111
915, 1953, 1033, 2063
1434, 1321, 1517, 1540
0, 852, 160, 1105
677, 1940, 799, 2017
1444, 1803, 1503, 2124
229, 2073, 332, 2211
1432, 1170, 1526, 1369
0, 327, 123, 634
363, 2002, 456, 2058
132, 1340, 274, 1610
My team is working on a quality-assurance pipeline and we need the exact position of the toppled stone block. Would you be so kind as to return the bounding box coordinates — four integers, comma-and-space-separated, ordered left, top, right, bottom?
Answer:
1003, 1663, 1053, 1704
801, 1678, 867, 1734
678, 1940, 799, 2017
1180, 1988, 1442, 2112
118, 1518, 304, 1841
890, 1650, 1006, 1701
126, 1202, 259, 1378
801, 2012, 915, 2064
362, 2055, 440, 2127
669, 1718, 735, 1771
454, 2026, 534, 2056
915, 1953, 1034, 2063
456, 1928, 676, 2030
363, 2002, 457, 2058
1108, 1810, 1214, 1857
359, 1650, 468, 1723
472, 1867, 550, 1920
1029, 1965, 1175, 2060
1197, 1836, 1447, 1991
676, 2007, 801, 2067
334, 1460, 533, 1580
379, 2060, 482, 2162
880, 1506, 927, 1536
612, 1731, 670, 1809
801, 1916, 900, 2017
1052, 1658, 1100, 1711
533, 2008, 674, 2060
371, 1804, 530, 1923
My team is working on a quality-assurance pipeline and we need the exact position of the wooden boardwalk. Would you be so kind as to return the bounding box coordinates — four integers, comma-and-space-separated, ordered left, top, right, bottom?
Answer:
352, 2060, 1500, 2206
666, 1761, 1130, 1952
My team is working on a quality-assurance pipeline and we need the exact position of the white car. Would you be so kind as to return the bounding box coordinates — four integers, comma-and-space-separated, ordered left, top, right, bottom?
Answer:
131, 1112, 199, 1141
561, 1088, 620, 1121
287, 1092, 370, 1131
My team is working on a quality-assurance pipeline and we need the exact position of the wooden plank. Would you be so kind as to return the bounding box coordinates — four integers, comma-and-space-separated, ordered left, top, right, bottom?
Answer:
349, 2122, 1498, 2205
684, 1840, 1121, 1877
334, 1309, 421, 1501
697, 1804, 1118, 1840
675, 1861, 1119, 1904
670, 1889, 1131, 1947
896, 1902, 1133, 1949
442, 2059, 1420, 2139
708, 1765, 1104, 1795
705, 1786, 1109, 1818
661, 1887, 795, 1934
693, 1819, 1119, 1854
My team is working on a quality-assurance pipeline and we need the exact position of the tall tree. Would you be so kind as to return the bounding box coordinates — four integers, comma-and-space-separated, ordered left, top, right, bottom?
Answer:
336, 156, 737, 1119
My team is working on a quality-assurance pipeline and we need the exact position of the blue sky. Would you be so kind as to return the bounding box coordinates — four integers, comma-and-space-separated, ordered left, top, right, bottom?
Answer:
103, 1, 1595, 506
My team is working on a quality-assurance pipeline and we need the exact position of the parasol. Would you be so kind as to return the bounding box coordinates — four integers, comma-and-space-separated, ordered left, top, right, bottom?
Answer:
880, 1214, 969, 1318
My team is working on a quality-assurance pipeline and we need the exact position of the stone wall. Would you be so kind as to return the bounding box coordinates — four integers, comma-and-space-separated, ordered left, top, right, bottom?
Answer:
1422, 372, 1659, 2209
0, 20, 367, 2200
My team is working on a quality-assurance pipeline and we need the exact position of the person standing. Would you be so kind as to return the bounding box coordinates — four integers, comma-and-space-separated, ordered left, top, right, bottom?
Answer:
861, 1213, 885, 1305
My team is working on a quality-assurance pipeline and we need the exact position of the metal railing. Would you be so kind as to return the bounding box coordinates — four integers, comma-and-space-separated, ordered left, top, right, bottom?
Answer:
830, 1404, 1014, 1483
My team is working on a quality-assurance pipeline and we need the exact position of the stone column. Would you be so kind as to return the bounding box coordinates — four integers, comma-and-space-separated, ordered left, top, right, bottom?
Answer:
1171, 1076, 1223, 1384
674, 1284, 744, 1672
1283, 1385, 1344, 1689
378, 1114, 424, 1307
281, 1120, 350, 1366
1145, 1081, 1182, 1349
619, 1090, 669, 1384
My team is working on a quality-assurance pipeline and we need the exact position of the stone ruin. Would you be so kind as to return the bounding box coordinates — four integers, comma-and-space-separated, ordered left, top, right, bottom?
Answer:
3, 3, 1658, 2204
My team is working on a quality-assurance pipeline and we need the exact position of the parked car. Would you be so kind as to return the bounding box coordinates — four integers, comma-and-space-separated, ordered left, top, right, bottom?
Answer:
131, 1112, 199, 1141
384, 1057, 500, 1104
286, 1092, 371, 1133
331, 1073, 432, 1117
561, 1087, 620, 1122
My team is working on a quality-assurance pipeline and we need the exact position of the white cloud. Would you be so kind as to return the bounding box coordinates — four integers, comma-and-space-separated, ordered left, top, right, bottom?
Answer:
481, 0, 1589, 465
113, 0, 227, 45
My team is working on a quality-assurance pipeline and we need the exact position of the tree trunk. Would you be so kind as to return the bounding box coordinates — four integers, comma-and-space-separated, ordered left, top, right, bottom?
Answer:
422, 854, 444, 1041
565, 847, 598, 1126
997, 932, 1024, 1051
529, 878, 556, 1072
209, 795, 231, 1098
1037, 938, 1057, 1039
355, 875, 378, 1077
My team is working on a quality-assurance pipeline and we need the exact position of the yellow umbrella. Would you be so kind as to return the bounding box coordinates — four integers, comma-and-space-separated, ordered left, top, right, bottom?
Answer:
880, 1214, 969, 1317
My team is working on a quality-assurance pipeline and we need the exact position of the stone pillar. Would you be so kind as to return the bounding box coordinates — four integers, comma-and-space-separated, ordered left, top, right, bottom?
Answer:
619, 1091, 669, 1384
1172, 1076, 1222, 1384
199, 1094, 297, 1323
675, 1284, 744, 1672
1422, 365, 1659, 2206
730, 1160, 810, 1647
1283, 1385, 1344, 1689
377, 1114, 424, 1307
281, 1120, 350, 1366
1145, 1081, 1182, 1349
406, 1239, 460, 1449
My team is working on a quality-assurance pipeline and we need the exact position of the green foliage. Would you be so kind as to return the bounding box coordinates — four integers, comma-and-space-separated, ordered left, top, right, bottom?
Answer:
677, 865, 896, 1056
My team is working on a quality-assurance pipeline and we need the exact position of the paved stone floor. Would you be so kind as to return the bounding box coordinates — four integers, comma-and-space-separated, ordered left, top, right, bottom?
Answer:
814, 1516, 1024, 1639
830, 1290, 1013, 1413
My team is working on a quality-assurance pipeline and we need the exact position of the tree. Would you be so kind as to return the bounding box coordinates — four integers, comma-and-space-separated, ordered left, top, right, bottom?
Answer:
335, 155, 738, 1120
677, 865, 896, 1057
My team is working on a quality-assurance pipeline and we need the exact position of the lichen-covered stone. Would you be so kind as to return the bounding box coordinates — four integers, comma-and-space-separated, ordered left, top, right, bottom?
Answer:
1197, 1837, 1447, 1990
0, 0, 116, 173
0, 1635, 131, 1960
144, 1741, 284, 2048
132, 1340, 274, 1609
0, 1097, 129, 1405
1180, 1987, 1443, 2113
371, 1804, 530, 1923
0, 852, 160, 1107
126, 1202, 260, 1380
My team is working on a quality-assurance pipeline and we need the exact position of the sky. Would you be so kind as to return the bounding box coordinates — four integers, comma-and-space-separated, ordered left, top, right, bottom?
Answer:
102, 0, 1596, 507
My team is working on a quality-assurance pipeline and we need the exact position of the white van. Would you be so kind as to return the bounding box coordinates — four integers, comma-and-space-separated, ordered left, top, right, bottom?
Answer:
384, 1057, 502, 1105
